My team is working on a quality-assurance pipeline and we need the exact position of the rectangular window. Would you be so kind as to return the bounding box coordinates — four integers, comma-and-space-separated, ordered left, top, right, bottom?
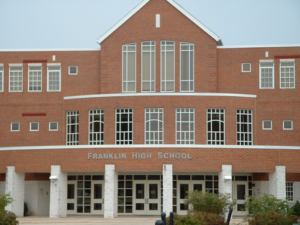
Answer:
283, 120, 293, 130
11, 122, 20, 131
280, 61, 295, 88
142, 41, 155, 92
9, 66, 23, 92
207, 109, 225, 145
122, 43, 136, 92
262, 120, 272, 130
67, 111, 79, 145
242, 63, 251, 72
116, 109, 133, 144
47, 66, 61, 91
237, 110, 252, 145
89, 109, 104, 145
286, 182, 294, 202
0, 66, 3, 92
69, 66, 78, 75
176, 108, 194, 144
145, 108, 163, 144
28, 66, 42, 91
161, 41, 175, 92
49, 122, 58, 131
260, 61, 274, 89
30, 122, 39, 131
180, 42, 194, 92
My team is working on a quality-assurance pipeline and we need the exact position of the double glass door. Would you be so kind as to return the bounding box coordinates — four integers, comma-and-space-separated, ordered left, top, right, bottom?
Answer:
133, 180, 160, 215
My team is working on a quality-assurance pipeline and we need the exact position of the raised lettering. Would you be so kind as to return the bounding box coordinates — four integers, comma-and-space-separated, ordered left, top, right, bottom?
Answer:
98, 154, 103, 159
188, 153, 192, 159
175, 153, 180, 159
164, 153, 169, 159
109, 154, 113, 159
132, 152, 138, 159
93, 154, 97, 159
147, 153, 152, 159
141, 153, 146, 159
181, 153, 186, 159
170, 153, 174, 159
122, 153, 126, 159
104, 154, 108, 159
114, 153, 118, 159
88, 153, 92, 159
158, 152, 163, 159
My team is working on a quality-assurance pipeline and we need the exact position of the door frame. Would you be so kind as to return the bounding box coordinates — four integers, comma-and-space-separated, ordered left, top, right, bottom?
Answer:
233, 181, 248, 216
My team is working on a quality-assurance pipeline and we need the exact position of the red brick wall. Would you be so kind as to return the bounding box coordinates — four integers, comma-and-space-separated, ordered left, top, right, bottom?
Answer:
253, 173, 269, 181
25, 173, 50, 181
0, 174, 5, 181
286, 173, 300, 181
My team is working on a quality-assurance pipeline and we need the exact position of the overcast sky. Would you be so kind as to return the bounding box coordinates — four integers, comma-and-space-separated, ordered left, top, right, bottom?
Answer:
0, 0, 299, 49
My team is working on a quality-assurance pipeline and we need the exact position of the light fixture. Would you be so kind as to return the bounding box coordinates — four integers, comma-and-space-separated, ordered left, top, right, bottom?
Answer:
224, 176, 232, 180
49, 176, 58, 180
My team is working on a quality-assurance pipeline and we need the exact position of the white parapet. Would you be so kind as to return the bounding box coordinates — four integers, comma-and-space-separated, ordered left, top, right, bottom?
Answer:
5, 166, 25, 217
269, 166, 286, 200
219, 165, 233, 197
163, 164, 173, 217
49, 165, 67, 218
104, 164, 117, 218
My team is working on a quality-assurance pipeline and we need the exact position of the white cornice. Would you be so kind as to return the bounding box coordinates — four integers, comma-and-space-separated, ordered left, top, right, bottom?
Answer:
217, 44, 300, 49
64, 93, 257, 100
0, 48, 100, 52
0, 144, 299, 151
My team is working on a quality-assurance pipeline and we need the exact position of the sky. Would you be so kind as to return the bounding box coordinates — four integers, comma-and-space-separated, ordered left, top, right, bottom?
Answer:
0, 0, 299, 49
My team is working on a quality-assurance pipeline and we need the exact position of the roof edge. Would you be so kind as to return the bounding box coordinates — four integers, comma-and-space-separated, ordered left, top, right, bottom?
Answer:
217, 44, 300, 49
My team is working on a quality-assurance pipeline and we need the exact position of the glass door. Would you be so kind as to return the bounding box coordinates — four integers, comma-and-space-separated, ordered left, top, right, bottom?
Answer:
177, 181, 189, 215
133, 181, 147, 214
147, 181, 160, 215
91, 181, 104, 214
233, 182, 248, 216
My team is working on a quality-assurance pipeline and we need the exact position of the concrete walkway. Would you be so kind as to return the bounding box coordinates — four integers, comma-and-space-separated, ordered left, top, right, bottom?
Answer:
17, 215, 247, 225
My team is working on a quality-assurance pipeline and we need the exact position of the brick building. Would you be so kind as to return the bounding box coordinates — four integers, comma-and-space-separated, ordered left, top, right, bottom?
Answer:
0, 0, 299, 218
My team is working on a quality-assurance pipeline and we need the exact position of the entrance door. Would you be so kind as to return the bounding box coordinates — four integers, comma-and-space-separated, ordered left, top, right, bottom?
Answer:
233, 182, 248, 216
133, 180, 160, 215
91, 180, 104, 214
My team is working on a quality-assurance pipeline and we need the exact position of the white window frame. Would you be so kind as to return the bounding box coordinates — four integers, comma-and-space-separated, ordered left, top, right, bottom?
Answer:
207, 109, 225, 145
286, 182, 294, 202
0, 65, 4, 92
122, 43, 136, 93
280, 60, 295, 89
89, 109, 104, 145
115, 109, 133, 145
145, 108, 164, 144
141, 41, 156, 92
242, 63, 251, 72
259, 60, 274, 89
11, 122, 20, 132
68, 66, 78, 75
28, 65, 42, 92
30, 122, 39, 131
9, 64, 23, 92
47, 64, 61, 92
283, 120, 293, 130
236, 109, 253, 145
66, 111, 79, 145
49, 122, 58, 131
161, 41, 175, 92
176, 108, 195, 144
262, 120, 272, 130
180, 42, 194, 92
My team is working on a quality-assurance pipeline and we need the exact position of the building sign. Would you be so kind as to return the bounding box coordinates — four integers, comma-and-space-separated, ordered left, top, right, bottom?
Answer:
88, 152, 192, 160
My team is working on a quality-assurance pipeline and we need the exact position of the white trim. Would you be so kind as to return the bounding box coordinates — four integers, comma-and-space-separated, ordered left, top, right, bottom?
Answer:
28, 63, 42, 67
9, 63, 23, 67
28, 66, 42, 92
10, 122, 20, 132
241, 63, 251, 73
280, 61, 295, 89
259, 59, 274, 63
68, 66, 78, 75
262, 120, 272, 130
47, 63, 61, 66
0, 144, 300, 151
9, 66, 23, 92
217, 44, 300, 49
259, 62, 274, 89
30, 122, 39, 132
283, 120, 293, 130
280, 59, 295, 62
0, 48, 100, 52
47, 66, 61, 92
96, 0, 222, 45
49, 122, 59, 131
64, 92, 257, 100
156, 14, 160, 28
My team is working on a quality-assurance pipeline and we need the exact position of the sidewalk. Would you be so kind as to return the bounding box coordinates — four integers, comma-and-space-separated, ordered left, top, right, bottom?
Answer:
18, 215, 247, 225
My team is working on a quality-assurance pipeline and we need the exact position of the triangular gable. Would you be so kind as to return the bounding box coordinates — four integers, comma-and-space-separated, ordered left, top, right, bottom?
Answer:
97, 0, 223, 45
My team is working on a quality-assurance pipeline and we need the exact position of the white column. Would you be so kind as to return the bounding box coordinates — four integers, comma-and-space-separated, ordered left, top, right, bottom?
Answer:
163, 164, 173, 217
104, 164, 117, 218
219, 165, 232, 196
269, 166, 286, 200
49, 165, 67, 218
5, 166, 25, 217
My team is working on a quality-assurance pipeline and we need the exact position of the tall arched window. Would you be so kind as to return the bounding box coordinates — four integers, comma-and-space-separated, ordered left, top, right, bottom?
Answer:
207, 109, 225, 145
145, 108, 163, 144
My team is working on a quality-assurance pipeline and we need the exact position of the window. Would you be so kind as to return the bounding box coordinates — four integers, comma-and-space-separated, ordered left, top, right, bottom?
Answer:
9, 66, 23, 92
207, 109, 225, 145
11, 122, 20, 131
237, 110, 252, 145
69, 66, 78, 75
161, 41, 175, 92
89, 109, 104, 145
262, 120, 272, 130
142, 41, 155, 92
145, 108, 163, 144
180, 42, 194, 92
67, 111, 79, 145
28, 66, 42, 91
280, 61, 295, 88
30, 122, 39, 131
286, 182, 294, 202
0, 66, 3, 92
49, 122, 58, 131
260, 61, 274, 89
116, 109, 132, 144
122, 43, 136, 92
283, 120, 293, 130
176, 108, 194, 144
47, 65, 61, 91
242, 63, 251, 72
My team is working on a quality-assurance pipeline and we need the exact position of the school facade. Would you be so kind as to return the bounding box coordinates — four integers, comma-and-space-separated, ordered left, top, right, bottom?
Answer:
0, 0, 300, 219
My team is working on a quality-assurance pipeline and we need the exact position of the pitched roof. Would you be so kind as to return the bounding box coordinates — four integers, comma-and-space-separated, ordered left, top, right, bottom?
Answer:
96, 0, 223, 45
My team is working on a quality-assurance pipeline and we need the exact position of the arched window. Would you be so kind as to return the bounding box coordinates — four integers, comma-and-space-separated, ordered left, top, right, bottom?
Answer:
207, 109, 225, 145
145, 108, 163, 144
89, 109, 104, 145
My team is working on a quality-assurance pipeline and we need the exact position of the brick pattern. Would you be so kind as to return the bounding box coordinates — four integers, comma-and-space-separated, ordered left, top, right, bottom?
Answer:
25, 173, 50, 181
253, 173, 269, 181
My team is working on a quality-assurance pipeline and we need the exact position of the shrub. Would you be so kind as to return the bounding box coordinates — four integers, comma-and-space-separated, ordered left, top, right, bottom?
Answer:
0, 211, 19, 225
184, 190, 234, 216
24, 202, 28, 216
0, 191, 19, 225
166, 212, 226, 225
0, 192, 13, 211
247, 211, 298, 225
291, 201, 300, 216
